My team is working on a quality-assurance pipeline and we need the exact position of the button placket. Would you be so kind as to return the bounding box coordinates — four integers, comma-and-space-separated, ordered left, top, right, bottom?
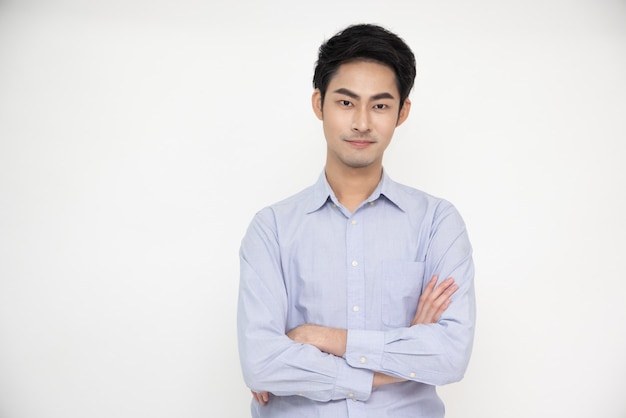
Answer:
346, 212, 365, 330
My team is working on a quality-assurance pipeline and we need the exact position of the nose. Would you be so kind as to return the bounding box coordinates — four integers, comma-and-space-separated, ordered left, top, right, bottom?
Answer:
352, 107, 371, 133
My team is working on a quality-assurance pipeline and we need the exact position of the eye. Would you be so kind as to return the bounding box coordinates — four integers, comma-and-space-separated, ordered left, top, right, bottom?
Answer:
339, 100, 353, 107
373, 104, 388, 110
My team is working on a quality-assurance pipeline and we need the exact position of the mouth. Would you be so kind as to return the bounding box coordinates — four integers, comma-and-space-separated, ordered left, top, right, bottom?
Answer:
345, 138, 375, 148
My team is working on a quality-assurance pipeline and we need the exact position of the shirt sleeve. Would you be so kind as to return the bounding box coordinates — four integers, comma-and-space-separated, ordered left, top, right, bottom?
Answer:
237, 208, 374, 402
344, 202, 476, 386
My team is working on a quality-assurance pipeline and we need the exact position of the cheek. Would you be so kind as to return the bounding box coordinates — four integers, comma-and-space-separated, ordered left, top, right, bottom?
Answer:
374, 116, 399, 137
322, 113, 346, 134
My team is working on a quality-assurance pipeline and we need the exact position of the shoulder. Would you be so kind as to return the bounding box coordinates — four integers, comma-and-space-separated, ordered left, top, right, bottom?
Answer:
241, 185, 316, 248
386, 177, 454, 212
252, 184, 317, 224
386, 178, 465, 228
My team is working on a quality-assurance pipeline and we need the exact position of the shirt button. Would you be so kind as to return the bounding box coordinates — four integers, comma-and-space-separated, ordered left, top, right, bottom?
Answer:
348, 392, 354, 398
351, 260, 358, 267
409, 372, 416, 378
360, 356, 367, 364
352, 305, 360, 312
369, 202, 375, 206
351, 219, 358, 225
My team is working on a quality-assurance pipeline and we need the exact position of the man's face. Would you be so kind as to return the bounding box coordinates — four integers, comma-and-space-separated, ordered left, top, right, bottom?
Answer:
312, 60, 410, 172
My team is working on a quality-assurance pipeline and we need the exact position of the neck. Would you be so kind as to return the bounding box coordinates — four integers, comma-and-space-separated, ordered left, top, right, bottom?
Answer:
325, 164, 382, 213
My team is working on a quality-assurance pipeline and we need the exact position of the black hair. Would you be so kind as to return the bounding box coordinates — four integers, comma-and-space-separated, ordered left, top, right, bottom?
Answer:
313, 23, 417, 111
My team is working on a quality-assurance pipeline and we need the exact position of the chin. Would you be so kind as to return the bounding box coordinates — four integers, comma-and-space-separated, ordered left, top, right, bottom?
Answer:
343, 160, 376, 169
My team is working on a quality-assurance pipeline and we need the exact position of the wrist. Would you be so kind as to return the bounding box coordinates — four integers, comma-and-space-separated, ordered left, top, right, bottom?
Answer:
326, 327, 347, 357
373, 372, 406, 387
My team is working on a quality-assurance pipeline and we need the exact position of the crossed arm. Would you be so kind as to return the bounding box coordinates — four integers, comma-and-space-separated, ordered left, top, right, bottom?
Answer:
251, 275, 458, 405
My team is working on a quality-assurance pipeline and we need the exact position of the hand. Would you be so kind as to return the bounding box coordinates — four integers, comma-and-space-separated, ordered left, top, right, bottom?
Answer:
251, 390, 269, 406
411, 275, 458, 326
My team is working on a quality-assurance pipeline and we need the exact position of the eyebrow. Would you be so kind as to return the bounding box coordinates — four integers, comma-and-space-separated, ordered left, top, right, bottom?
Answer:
332, 88, 396, 101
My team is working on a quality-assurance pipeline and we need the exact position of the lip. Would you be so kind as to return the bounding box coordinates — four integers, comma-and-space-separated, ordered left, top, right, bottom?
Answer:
345, 139, 375, 148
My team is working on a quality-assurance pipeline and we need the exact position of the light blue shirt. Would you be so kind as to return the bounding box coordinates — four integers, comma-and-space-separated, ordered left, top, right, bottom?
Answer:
237, 170, 476, 418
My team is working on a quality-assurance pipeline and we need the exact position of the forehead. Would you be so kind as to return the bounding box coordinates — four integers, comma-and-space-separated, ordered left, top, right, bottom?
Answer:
328, 60, 399, 98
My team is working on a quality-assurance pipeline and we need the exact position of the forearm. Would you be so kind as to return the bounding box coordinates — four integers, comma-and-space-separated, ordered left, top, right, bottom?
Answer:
240, 338, 372, 401
239, 213, 376, 401
239, 260, 373, 400
286, 324, 347, 357
285, 272, 469, 387
286, 324, 408, 389
341, 269, 475, 385
373, 372, 407, 387
345, 296, 475, 386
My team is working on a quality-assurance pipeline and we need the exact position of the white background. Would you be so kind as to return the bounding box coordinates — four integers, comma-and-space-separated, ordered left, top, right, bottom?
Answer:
1, 1, 625, 417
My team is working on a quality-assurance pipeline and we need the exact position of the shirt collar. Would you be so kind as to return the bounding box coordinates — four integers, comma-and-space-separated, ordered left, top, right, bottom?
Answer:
306, 168, 408, 214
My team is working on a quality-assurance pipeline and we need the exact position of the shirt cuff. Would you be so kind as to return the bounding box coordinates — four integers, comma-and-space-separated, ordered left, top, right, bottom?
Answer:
345, 329, 385, 371
332, 358, 374, 401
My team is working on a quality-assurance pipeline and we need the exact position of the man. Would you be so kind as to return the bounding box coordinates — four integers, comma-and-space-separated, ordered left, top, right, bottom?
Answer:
237, 23, 475, 418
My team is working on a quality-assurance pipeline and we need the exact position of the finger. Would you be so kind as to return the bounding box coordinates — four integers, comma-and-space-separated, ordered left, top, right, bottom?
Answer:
251, 391, 268, 406
426, 275, 439, 290
428, 284, 458, 319
433, 297, 453, 318
421, 277, 451, 306
421, 275, 439, 298
426, 283, 455, 313
433, 280, 457, 298
416, 275, 439, 316
432, 277, 455, 295
422, 278, 453, 308
413, 276, 440, 324
413, 276, 458, 325
426, 278, 455, 306
444, 282, 459, 296
416, 281, 457, 324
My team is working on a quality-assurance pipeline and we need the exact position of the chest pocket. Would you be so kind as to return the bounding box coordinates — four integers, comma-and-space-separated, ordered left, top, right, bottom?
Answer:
381, 260, 425, 327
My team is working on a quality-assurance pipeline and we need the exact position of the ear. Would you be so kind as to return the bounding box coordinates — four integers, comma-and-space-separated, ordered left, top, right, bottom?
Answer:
396, 98, 411, 127
312, 89, 324, 120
